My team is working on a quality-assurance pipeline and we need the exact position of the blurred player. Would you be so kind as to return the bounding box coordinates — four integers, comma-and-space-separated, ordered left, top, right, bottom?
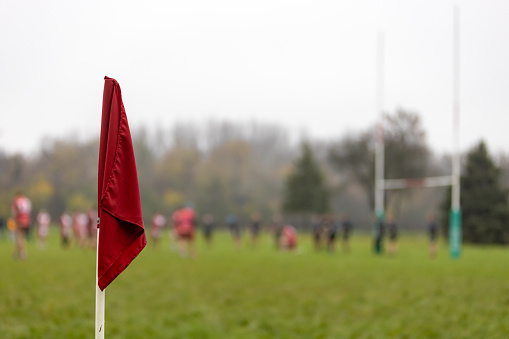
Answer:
150, 212, 166, 247
323, 215, 338, 253
0, 217, 5, 240
249, 211, 262, 248
172, 204, 196, 257
280, 224, 298, 251
11, 191, 32, 259
272, 213, 284, 250
73, 211, 88, 248
311, 215, 325, 251
7, 218, 17, 242
87, 207, 97, 248
201, 213, 214, 247
386, 214, 398, 256
226, 213, 241, 248
36, 208, 51, 248
59, 211, 72, 248
372, 214, 385, 255
427, 213, 439, 259
340, 213, 353, 254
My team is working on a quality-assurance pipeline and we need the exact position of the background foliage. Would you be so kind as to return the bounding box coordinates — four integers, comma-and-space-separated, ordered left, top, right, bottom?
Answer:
2, 111, 509, 240
441, 141, 509, 244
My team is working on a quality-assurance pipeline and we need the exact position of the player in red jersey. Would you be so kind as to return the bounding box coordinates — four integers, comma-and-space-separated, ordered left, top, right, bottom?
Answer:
11, 191, 32, 259
280, 224, 298, 251
172, 204, 196, 257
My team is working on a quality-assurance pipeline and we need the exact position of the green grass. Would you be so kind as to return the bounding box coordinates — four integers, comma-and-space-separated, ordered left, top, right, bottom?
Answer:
1, 229, 508, 338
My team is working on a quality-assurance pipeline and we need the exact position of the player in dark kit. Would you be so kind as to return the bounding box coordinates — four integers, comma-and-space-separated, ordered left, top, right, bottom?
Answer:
427, 213, 439, 259
249, 212, 262, 247
372, 214, 384, 255
226, 213, 241, 248
323, 215, 338, 252
341, 214, 353, 253
386, 215, 398, 256
201, 213, 214, 247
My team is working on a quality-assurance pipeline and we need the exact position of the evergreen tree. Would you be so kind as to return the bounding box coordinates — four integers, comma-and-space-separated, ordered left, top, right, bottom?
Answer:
283, 143, 330, 214
441, 141, 509, 244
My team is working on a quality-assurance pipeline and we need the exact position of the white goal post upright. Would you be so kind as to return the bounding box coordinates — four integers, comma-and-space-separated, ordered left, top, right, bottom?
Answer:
375, 30, 385, 223
449, 6, 462, 258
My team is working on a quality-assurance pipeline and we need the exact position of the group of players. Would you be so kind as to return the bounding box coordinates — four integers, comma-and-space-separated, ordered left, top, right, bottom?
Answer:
8, 191, 98, 259
8, 191, 439, 260
311, 213, 353, 253
8, 191, 300, 260
371, 212, 440, 258
57, 208, 97, 249
149, 207, 300, 256
149, 205, 197, 257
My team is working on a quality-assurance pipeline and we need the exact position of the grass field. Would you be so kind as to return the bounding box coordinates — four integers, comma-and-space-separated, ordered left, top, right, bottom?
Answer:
1, 229, 508, 339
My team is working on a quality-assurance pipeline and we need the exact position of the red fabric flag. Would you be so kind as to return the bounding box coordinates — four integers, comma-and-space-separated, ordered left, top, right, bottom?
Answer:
97, 76, 146, 291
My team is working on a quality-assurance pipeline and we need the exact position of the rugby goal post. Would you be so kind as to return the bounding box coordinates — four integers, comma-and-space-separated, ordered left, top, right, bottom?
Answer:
375, 174, 461, 258
374, 7, 461, 258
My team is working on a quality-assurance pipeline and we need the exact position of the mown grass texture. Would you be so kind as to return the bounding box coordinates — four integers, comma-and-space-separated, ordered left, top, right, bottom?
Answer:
1, 230, 508, 338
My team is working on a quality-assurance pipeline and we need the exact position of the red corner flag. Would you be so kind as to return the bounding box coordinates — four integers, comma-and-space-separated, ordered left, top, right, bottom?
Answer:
97, 76, 146, 291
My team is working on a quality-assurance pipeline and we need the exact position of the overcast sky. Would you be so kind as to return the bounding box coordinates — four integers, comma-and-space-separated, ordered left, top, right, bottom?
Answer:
1, 0, 508, 156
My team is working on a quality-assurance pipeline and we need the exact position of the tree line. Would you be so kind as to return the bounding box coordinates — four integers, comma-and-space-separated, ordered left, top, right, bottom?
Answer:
1, 111, 508, 243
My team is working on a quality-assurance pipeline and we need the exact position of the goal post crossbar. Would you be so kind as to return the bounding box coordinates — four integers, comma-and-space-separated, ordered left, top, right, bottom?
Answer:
378, 175, 453, 190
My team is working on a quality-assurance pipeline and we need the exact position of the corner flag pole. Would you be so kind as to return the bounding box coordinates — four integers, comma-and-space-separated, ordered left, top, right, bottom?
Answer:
96, 226, 105, 339
95, 76, 147, 338
375, 30, 385, 222
450, 6, 462, 258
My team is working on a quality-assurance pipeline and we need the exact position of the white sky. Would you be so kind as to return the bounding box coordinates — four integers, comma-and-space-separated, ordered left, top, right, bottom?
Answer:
1, 0, 508, 156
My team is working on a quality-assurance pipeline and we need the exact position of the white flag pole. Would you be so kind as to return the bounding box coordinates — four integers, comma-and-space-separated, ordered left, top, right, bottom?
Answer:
95, 226, 105, 339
